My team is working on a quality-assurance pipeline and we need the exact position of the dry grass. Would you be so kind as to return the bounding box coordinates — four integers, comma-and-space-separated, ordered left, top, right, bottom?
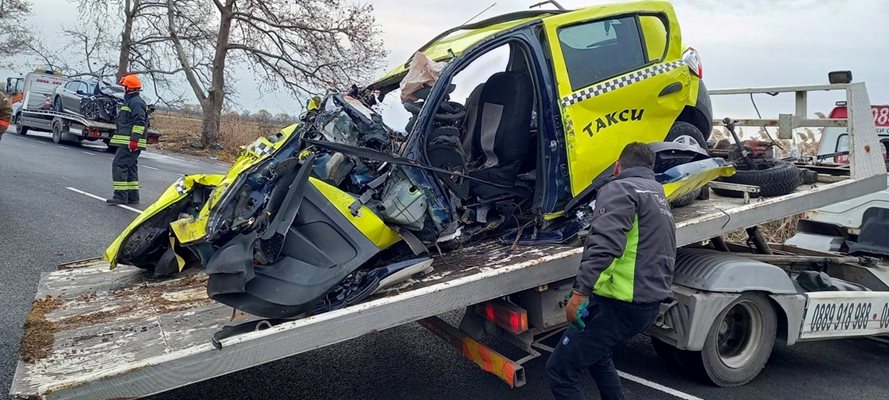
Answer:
724, 213, 806, 244
150, 111, 277, 162
710, 124, 822, 244
709, 126, 823, 159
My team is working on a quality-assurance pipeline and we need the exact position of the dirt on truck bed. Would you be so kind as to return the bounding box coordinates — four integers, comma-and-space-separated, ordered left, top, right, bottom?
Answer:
17, 263, 216, 366
12, 241, 575, 397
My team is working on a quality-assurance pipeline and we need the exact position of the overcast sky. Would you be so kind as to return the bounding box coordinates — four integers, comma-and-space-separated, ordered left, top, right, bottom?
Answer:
3, 0, 887, 119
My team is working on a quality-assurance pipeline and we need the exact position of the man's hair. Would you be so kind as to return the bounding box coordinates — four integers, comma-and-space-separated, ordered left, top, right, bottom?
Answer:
618, 142, 655, 170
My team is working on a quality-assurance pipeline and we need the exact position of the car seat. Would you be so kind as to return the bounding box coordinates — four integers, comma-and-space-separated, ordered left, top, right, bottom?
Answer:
464, 71, 533, 199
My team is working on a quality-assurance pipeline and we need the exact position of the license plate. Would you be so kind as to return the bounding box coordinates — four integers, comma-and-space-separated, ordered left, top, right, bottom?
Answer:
799, 292, 889, 340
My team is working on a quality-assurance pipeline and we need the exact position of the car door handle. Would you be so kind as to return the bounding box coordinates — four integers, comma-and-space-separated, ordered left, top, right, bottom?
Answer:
659, 82, 683, 97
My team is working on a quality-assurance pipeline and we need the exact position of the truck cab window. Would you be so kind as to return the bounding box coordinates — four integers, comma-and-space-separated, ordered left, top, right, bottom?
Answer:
558, 16, 646, 91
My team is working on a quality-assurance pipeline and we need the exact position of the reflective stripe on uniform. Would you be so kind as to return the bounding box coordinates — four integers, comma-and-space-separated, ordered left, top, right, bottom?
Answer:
110, 135, 130, 145
132, 125, 145, 134
120, 105, 131, 112
127, 181, 140, 189
113, 181, 130, 190
110, 135, 147, 148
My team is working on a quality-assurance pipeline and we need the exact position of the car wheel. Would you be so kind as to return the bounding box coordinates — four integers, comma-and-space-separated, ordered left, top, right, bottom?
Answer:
665, 121, 707, 151
664, 121, 709, 208
713, 159, 801, 198
53, 97, 63, 112
689, 293, 777, 387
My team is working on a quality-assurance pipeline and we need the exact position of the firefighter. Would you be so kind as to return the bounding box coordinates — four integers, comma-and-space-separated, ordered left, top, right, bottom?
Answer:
107, 74, 148, 205
0, 90, 12, 141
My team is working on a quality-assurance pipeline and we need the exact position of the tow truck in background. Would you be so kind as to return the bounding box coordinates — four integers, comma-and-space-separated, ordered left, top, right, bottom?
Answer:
5, 69, 159, 150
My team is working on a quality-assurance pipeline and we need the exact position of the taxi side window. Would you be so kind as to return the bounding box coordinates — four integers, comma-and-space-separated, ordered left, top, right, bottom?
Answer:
639, 15, 668, 62
557, 16, 646, 91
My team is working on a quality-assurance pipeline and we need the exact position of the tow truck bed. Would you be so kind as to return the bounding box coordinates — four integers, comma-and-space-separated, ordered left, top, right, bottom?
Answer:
11, 170, 885, 400
18, 109, 160, 142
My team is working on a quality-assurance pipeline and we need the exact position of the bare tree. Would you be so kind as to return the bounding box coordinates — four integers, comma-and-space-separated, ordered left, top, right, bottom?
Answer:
20, 1, 190, 107
0, 0, 33, 68
67, 0, 385, 148
75, 0, 169, 79
166, 0, 386, 148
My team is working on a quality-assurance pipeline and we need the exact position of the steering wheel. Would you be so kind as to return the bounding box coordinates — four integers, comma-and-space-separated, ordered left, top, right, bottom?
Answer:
403, 100, 466, 123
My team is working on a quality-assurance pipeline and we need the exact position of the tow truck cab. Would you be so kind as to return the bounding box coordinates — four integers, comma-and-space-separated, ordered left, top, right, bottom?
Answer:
786, 102, 889, 252
818, 103, 889, 165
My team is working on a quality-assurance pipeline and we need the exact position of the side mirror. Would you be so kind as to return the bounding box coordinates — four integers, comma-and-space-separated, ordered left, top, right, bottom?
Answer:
76, 90, 85, 95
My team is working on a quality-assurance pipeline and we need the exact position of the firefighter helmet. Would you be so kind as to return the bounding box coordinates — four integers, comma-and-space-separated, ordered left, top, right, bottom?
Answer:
119, 74, 142, 91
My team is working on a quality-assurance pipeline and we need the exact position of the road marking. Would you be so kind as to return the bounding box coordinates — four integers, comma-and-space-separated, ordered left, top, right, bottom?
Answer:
142, 165, 160, 171
81, 151, 96, 156
618, 371, 703, 400
868, 337, 889, 345
65, 187, 143, 214
57, 145, 69, 149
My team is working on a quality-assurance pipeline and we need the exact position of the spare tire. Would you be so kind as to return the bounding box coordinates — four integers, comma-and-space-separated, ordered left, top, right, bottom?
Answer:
713, 159, 801, 198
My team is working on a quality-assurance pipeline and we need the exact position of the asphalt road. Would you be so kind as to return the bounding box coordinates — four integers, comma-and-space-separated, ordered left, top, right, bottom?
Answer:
2, 128, 888, 400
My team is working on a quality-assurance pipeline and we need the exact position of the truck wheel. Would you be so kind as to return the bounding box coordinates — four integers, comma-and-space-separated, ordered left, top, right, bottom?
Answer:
16, 119, 28, 136
696, 293, 777, 387
51, 121, 63, 144
664, 121, 708, 208
713, 160, 801, 198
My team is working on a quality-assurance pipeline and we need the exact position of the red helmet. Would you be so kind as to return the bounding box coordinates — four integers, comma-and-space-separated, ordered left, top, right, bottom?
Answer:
119, 74, 142, 91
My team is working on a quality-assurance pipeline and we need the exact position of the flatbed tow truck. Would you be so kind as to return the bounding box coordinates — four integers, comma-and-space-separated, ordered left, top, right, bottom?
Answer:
10, 70, 159, 149
10, 82, 889, 399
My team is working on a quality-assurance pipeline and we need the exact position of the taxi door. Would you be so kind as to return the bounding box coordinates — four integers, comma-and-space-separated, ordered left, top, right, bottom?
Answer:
543, 6, 692, 196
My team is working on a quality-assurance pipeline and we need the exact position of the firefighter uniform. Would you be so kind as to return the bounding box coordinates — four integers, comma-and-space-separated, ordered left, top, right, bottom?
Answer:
0, 91, 12, 141
108, 80, 148, 204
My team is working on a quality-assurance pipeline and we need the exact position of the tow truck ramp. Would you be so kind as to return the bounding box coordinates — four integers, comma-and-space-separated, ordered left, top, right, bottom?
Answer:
11, 82, 888, 399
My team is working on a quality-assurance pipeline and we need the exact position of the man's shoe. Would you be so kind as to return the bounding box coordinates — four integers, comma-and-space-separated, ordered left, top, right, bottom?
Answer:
127, 200, 140, 205
106, 198, 126, 205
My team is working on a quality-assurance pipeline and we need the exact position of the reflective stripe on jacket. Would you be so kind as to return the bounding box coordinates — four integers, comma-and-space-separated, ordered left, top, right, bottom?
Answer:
573, 167, 677, 304
111, 92, 148, 148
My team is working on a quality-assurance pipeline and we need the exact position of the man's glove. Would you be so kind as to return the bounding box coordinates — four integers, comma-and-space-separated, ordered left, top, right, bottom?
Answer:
564, 290, 590, 330
128, 139, 139, 152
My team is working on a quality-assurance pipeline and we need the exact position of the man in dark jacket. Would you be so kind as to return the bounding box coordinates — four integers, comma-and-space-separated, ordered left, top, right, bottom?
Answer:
546, 142, 677, 400
107, 74, 148, 205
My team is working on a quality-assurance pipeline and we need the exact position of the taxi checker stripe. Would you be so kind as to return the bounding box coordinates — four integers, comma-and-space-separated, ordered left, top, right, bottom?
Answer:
174, 177, 188, 195
560, 61, 685, 107
247, 141, 274, 156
